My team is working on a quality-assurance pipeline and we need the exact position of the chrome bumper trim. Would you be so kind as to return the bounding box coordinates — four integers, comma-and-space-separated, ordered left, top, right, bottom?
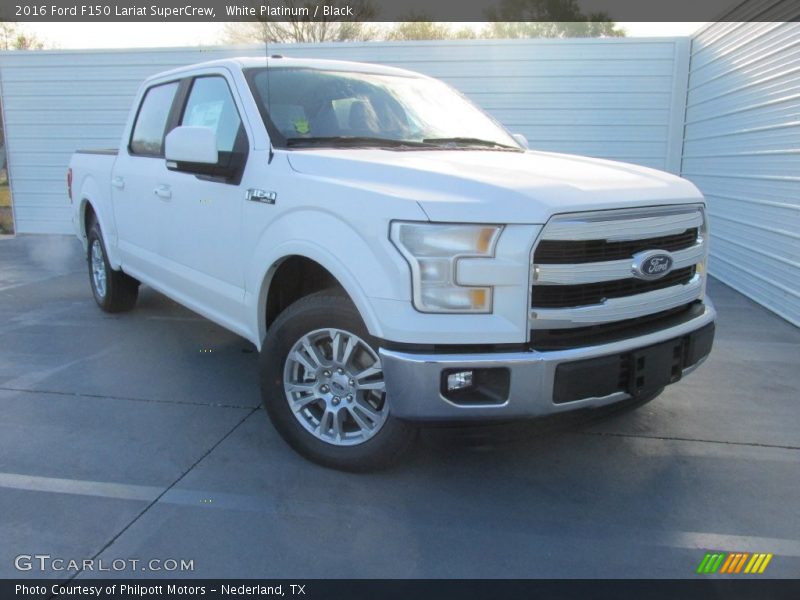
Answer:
380, 299, 715, 421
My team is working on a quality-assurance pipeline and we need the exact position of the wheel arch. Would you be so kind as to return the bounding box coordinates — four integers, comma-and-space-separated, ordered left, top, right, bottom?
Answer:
253, 248, 384, 350
76, 175, 122, 270
80, 199, 97, 241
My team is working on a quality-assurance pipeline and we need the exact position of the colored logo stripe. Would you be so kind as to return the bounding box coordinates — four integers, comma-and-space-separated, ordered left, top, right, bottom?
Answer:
719, 553, 736, 573
697, 552, 773, 574
697, 553, 725, 574
744, 553, 773, 574
720, 553, 749, 573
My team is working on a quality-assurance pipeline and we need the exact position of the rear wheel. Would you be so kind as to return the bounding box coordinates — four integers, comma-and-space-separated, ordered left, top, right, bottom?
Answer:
87, 221, 139, 313
260, 291, 415, 471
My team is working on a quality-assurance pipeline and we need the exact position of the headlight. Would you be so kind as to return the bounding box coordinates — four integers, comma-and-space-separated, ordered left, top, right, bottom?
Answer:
698, 205, 709, 298
390, 222, 503, 313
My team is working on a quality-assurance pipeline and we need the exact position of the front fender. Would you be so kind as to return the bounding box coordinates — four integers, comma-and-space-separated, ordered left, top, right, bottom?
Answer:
244, 209, 412, 348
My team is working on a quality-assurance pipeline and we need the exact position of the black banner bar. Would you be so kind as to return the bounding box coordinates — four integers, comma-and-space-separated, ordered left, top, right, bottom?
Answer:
1, 0, 799, 23
5, 579, 800, 600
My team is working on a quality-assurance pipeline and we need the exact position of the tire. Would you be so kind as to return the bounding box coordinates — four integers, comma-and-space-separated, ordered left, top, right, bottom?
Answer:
87, 221, 139, 313
260, 291, 416, 471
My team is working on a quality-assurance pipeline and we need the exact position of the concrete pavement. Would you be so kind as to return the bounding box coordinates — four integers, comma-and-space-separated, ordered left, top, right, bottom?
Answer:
1, 234, 798, 579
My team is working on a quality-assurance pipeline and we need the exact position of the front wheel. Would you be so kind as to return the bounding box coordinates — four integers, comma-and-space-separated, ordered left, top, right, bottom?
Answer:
260, 291, 415, 471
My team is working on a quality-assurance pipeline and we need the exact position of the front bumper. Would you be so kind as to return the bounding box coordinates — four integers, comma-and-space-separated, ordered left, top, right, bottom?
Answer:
380, 299, 715, 421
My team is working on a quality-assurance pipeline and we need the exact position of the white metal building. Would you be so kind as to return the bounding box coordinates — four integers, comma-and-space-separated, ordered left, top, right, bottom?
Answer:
0, 37, 691, 234
683, 20, 800, 326
0, 19, 798, 326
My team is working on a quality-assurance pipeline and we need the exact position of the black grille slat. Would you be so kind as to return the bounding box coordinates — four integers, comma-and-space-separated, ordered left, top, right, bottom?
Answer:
534, 228, 698, 264
530, 302, 701, 350
532, 267, 695, 309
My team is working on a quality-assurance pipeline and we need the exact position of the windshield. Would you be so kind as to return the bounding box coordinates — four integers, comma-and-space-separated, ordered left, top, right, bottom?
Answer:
246, 67, 522, 151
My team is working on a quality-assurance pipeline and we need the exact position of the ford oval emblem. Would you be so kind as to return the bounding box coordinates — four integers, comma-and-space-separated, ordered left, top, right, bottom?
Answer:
632, 250, 674, 280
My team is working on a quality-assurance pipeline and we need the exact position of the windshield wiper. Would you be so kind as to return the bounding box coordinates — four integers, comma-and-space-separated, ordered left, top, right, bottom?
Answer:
286, 136, 436, 149
422, 137, 521, 150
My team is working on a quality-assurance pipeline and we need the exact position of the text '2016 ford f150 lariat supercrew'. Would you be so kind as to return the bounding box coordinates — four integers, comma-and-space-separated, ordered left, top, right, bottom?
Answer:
68, 57, 715, 470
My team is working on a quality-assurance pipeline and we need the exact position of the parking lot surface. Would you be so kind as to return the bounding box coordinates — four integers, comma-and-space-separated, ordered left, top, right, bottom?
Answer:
1, 234, 798, 579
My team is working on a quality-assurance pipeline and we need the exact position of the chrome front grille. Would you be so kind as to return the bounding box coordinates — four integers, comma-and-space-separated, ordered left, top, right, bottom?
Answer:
530, 205, 707, 331
533, 266, 696, 308
533, 228, 698, 264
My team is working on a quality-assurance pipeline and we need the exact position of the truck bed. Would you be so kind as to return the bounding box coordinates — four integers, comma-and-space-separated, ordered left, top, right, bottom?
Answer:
75, 149, 118, 156
69, 149, 119, 238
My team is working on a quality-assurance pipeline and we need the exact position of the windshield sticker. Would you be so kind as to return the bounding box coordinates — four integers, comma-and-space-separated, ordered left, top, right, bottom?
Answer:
293, 118, 310, 135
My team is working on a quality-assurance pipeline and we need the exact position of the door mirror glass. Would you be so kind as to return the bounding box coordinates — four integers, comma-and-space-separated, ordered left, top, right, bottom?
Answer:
165, 126, 219, 165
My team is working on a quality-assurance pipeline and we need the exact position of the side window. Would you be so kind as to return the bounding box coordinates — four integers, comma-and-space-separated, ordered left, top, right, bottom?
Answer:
181, 76, 243, 153
129, 82, 179, 156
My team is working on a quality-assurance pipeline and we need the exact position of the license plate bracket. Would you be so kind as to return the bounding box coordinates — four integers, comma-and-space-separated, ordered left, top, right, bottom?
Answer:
628, 338, 684, 395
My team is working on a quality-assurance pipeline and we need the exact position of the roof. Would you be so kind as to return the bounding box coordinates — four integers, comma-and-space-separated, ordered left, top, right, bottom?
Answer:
146, 56, 424, 83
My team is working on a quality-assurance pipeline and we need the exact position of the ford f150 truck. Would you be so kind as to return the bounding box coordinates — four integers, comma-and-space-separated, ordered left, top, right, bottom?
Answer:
68, 57, 715, 470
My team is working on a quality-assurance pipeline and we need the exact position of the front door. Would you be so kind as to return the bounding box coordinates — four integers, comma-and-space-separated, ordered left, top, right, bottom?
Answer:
157, 74, 250, 323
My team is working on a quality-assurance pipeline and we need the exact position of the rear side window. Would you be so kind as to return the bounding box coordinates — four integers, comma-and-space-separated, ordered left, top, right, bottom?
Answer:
129, 82, 179, 156
180, 76, 243, 153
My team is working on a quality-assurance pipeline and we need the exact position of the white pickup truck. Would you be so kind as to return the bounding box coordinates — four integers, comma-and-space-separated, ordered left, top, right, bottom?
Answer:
68, 57, 715, 470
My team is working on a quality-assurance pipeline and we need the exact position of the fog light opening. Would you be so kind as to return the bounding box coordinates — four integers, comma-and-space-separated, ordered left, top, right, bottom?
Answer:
446, 370, 474, 392
441, 367, 510, 406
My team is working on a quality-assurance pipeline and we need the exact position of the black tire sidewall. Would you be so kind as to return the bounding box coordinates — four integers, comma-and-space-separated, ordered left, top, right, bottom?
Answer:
87, 224, 111, 309
87, 221, 138, 313
260, 292, 414, 471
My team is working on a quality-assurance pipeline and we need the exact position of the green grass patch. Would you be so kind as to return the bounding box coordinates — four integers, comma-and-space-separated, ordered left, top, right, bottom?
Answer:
0, 184, 10, 208
0, 207, 13, 233
0, 179, 14, 232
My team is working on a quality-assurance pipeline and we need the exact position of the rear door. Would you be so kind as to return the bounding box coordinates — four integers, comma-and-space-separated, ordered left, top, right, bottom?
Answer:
112, 80, 180, 274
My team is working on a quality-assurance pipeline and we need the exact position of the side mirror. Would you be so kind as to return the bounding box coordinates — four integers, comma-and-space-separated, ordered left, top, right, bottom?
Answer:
165, 126, 219, 164
512, 133, 529, 150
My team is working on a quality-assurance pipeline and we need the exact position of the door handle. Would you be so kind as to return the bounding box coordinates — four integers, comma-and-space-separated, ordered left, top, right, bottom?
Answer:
154, 185, 172, 200
111, 176, 125, 190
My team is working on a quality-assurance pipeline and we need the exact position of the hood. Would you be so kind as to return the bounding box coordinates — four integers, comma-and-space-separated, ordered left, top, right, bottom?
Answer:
286, 148, 703, 224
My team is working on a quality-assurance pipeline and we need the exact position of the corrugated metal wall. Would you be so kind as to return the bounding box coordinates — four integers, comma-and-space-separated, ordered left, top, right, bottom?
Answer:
0, 37, 690, 234
683, 18, 800, 326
